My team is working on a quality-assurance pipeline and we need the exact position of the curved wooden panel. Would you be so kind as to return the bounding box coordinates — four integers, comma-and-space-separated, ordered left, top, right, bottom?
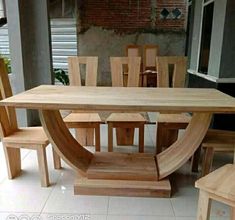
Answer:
157, 113, 212, 179
39, 110, 93, 175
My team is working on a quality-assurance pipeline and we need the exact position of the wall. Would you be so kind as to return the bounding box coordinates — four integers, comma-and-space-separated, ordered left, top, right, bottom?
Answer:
77, 0, 187, 86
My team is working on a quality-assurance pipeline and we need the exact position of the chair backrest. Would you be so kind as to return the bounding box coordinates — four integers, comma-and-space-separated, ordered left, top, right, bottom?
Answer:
68, 56, 98, 86
110, 57, 141, 87
143, 45, 159, 71
0, 58, 18, 137
126, 45, 141, 57
156, 56, 187, 88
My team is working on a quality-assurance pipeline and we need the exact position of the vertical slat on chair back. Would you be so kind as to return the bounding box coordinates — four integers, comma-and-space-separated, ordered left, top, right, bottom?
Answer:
156, 56, 187, 88
68, 56, 98, 86
143, 45, 159, 70
110, 57, 141, 87
0, 59, 18, 137
126, 45, 141, 57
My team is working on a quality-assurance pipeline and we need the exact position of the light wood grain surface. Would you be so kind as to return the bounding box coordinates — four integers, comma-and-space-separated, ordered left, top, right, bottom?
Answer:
1, 85, 235, 113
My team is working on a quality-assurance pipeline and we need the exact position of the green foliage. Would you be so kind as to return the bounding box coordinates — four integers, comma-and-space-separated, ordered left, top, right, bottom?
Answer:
0, 55, 11, 73
54, 68, 69, 85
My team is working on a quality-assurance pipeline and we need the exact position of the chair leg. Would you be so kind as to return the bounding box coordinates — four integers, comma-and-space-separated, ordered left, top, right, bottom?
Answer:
156, 125, 178, 154
166, 129, 178, 148
3, 146, 21, 179
116, 127, 134, 145
143, 74, 148, 87
75, 128, 86, 145
86, 128, 95, 146
139, 124, 144, 153
52, 148, 61, 169
233, 147, 235, 164
108, 123, 113, 152
191, 145, 202, 172
197, 190, 211, 220
95, 124, 101, 152
37, 146, 50, 187
231, 207, 235, 220
156, 123, 166, 154
202, 147, 214, 177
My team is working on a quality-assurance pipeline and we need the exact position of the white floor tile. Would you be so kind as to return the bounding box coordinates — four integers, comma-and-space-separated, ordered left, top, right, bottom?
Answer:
107, 215, 174, 220
42, 188, 108, 215
0, 181, 53, 212
175, 218, 195, 220
40, 213, 107, 220
0, 212, 41, 220
108, 197, 174, 216
171, 196, 198, 217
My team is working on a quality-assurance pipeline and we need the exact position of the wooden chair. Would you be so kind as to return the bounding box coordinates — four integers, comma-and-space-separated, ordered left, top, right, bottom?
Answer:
156, 56, 189, 154
125, 45, 142, 86
0, 59, 61, 187
142, 45, 159, 87
63, 56, 102, 151
200, 129, 235, 177
195, 164, 235, 220
106, 57, 146, 152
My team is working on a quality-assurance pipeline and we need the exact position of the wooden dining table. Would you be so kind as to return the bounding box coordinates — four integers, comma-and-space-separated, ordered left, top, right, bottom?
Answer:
1, 85, 235, 197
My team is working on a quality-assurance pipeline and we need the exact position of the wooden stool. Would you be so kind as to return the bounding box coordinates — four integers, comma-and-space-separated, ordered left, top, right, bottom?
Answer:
195, 164, 235, 220
106, 113, 146, 153
201, 129, 235, 177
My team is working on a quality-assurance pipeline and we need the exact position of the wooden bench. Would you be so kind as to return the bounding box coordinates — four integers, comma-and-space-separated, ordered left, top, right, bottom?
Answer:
201, 129, 235, 177
195, 164, 235, 219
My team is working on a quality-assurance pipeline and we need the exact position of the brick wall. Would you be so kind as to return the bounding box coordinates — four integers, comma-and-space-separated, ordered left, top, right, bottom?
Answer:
80, 0, 187, 34
156, 0, 187, 31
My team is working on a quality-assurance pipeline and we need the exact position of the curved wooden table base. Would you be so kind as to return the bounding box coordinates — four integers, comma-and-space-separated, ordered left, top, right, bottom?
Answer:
40, 110, 211, 181
39, 110, 93, 176
157, 113, 212, 179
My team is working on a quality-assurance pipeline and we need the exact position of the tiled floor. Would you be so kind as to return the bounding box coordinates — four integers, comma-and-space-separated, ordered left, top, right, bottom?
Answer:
0, 124, 233, 220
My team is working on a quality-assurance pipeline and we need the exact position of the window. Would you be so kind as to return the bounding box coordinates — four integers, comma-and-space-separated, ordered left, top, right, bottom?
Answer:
185, 0, 193, 56
198, 1, 214, 74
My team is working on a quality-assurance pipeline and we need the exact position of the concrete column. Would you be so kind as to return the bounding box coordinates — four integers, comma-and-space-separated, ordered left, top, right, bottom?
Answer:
207, 0, 227, 78
219, 0, 235, 78
6, 0, 53, 126
189, 0, 203, 71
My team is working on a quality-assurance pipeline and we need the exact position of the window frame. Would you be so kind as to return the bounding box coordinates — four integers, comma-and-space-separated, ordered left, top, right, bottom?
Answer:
196, 0, 215, 74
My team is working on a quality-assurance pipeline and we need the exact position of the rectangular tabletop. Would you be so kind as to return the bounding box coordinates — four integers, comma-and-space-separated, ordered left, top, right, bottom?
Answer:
1, 85, 235, 113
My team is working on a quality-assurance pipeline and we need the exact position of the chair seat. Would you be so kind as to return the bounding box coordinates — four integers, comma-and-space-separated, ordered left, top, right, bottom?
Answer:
106, 113, 146, 123
157, 113, 191, 123
195, 164, 235, 201
64, 113, 102, 126
3, 127, 49, 146
202, 129, 235, 149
